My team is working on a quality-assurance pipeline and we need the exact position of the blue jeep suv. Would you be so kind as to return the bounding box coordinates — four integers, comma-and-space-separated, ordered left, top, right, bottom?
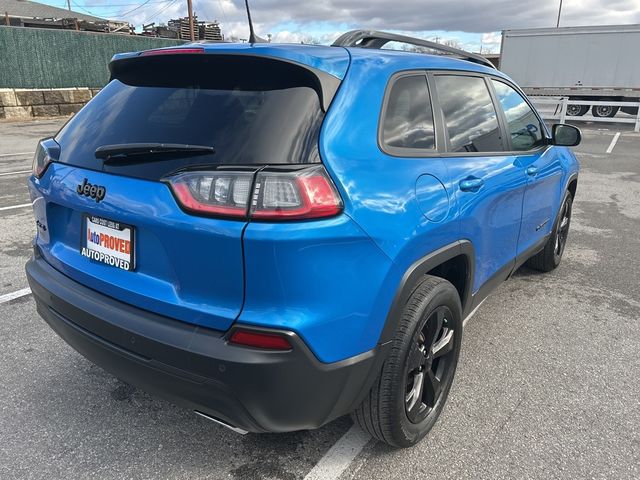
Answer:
25, 31, 580, 447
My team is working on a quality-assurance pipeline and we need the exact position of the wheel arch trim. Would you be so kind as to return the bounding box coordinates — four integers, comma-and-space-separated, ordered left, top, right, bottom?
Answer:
378, 240, 475, 346
566, 172, 579, 198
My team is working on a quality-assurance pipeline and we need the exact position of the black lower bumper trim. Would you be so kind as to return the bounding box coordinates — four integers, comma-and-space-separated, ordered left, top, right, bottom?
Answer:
26, 255, 383, 433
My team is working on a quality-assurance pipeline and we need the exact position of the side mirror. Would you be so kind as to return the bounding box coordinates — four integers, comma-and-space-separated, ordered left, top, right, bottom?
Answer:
552, 124, 581, 147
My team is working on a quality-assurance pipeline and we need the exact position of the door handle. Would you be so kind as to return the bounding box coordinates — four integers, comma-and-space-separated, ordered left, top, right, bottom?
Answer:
526, 166, 539, 176
459, 177, 484, 192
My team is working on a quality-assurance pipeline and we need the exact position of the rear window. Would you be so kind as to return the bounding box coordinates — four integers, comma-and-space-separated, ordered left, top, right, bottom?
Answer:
55, 55, 327, 180
381, 75, 435, 151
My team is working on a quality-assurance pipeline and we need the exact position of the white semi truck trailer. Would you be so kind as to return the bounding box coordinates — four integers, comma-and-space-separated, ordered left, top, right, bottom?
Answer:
500, 24, 640, 117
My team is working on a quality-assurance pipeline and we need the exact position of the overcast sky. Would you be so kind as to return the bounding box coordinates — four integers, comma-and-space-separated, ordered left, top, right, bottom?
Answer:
48, 0, 640, 53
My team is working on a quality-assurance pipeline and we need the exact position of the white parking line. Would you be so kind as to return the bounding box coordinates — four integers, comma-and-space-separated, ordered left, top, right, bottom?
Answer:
463, 297, 486, 327
0, 170, 31, 177
0, 288, 32, 305
0, 203, 32, 212
606, 132, 621, 154
303, 424, 370, 480
0, 152, 33, 157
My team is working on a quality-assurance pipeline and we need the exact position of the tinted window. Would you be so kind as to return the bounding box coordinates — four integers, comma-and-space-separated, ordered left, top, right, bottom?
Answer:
435, 75, 503, 153
55, 57, 325, 181
492, 80, 545, 151
382, 75, 435, 150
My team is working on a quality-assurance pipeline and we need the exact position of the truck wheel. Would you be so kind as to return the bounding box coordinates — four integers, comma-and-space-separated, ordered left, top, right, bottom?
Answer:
592, 104, 619, 118
621, 106, 638, 116
567, 104, 588, 116
527, 191, 573, 272
351, 276, 462, 448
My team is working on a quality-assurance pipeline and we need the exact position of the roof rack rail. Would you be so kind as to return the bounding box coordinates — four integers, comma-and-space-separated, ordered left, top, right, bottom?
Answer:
332, 30, 496, 69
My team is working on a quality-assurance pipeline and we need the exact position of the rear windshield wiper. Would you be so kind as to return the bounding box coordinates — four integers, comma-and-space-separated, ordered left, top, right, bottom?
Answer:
95, 143, 215, 162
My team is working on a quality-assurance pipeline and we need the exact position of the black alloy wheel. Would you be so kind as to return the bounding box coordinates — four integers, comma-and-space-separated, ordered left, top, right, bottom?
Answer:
351, 276, 462, 447
554, 194, 572, 262
527, 191, 574, 272
405, 306, 457, 423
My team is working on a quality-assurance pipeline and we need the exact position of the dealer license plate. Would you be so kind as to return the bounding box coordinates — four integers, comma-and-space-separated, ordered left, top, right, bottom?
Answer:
81, 215, 135, 271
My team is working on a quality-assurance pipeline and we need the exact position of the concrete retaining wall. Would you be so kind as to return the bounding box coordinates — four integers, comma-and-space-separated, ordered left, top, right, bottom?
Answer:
0, 88, 100, 120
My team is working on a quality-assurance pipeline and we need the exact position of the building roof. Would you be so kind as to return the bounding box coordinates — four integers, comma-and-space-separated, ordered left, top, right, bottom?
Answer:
0, 0, 106, 22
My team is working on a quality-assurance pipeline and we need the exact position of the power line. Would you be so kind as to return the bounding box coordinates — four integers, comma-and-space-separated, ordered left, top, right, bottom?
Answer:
69, 0, 173, 18
138, 0, 180, 25
72, 1, 169, 7
216, 0, 229, 25
117, 0, 158, 17
61, 0, 193, 28
69, 0, 104, 16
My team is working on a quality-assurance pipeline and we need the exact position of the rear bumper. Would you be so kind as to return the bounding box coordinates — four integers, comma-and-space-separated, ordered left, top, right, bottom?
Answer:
26, 254, 383, 433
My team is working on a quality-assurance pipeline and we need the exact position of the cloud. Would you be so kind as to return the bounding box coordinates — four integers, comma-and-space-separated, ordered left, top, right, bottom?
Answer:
481, 32, 502, 48
197, 0, 640, 34
98, 0, 640, 44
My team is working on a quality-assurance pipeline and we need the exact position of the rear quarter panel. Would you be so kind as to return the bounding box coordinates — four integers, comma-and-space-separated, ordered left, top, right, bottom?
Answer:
239, 216, 397, 363
315, 53, 473, 359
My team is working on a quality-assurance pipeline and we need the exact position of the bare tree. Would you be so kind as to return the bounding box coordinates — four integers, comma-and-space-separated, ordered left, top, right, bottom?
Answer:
443, 39, 462, 49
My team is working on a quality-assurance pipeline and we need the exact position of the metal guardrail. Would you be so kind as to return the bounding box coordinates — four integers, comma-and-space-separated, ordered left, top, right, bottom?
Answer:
530, 96, 640, 132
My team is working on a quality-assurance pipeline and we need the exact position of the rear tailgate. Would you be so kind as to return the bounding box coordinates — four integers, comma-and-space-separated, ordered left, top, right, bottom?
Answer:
29, 48, 345, 331
30, 165, 245, 329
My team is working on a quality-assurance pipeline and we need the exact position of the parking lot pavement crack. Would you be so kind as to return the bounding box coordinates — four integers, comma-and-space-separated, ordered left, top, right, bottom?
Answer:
488, 395, 525, 448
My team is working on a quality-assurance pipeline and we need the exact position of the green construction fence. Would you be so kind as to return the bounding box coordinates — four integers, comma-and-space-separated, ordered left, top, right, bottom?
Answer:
0, 26, 187, 88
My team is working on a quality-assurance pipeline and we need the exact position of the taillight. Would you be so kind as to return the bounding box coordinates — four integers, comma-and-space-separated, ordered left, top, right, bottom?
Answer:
228, 329, 292, 350
168, 171, 253, 218
32, 138, 58, 178
166, 165, 343, 221
251, 166, 343, 220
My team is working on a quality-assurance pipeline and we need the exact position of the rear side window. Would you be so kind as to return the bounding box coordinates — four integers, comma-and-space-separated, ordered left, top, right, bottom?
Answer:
491, 80, 545, 151
381, 75, 435, 150
435, 75, 504, 153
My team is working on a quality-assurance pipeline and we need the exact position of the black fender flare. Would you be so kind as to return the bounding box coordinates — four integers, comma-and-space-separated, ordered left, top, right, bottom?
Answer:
377, 240, 475, 346
565, 172, 579, 197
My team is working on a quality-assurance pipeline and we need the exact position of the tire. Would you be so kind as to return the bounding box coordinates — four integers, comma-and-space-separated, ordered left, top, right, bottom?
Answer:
567, 104, 589, 116
621, 106, 638, 116
351, 276, 462, 447
526, 191, 573, 272
592, 104, 619, 118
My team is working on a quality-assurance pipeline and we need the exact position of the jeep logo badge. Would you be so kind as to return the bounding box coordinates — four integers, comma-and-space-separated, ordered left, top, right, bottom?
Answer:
76, 178, 106, 203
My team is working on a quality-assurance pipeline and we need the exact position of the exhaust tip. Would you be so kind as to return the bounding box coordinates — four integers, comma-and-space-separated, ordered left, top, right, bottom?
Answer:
194, 410, 249, 435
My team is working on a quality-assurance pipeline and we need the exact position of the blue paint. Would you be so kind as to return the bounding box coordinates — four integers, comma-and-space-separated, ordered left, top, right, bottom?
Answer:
415, 174, 450, 222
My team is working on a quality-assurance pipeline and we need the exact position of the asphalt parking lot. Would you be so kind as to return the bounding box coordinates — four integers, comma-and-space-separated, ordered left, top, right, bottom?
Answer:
1, 119, 639, 480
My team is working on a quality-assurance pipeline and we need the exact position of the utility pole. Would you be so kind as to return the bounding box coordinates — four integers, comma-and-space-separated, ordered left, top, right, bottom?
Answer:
556, 0, 563, 28
67, 0, 71, 11
187, 0, 195, 41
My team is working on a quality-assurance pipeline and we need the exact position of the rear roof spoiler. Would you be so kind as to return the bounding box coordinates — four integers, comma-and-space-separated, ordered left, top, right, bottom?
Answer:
333, 30, 496, 69
108, 51, 342, 112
